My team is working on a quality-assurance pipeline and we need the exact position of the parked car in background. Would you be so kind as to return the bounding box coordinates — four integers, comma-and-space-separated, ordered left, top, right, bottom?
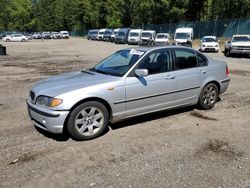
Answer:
127, 29, 143, 45
139, 30, 156, 45
27, 46, 230, 141
199, 36, 219, 52
97, 29, 106, 41
42, 32, 51, 39
103, 29, 113, 41
154, 33, 170, 46
87, 29, 98, 40
174, 27, 193, 47
224, 35, 250, 57
115, 28, 130, 44
51, 32, 61, 39
111, 28, 119, 42
32, 32, 42, 39
0, 33, 6, 39
3, 34, 28, 42
60, 31, 69, 39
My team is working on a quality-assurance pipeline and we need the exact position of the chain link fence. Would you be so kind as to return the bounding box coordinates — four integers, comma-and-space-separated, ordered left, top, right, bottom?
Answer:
143, 18, 250, 38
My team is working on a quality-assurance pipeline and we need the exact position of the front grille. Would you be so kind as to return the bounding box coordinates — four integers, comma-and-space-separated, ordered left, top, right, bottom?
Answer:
233, 46, 250, 49
30, 91, 35, 101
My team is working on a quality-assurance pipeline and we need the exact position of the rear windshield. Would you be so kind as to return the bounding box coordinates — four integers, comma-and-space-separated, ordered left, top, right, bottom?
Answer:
232, 36, 250, 42
118, 32, 125, 36
156, 34, 168, 39
130, 32, 139, 37
202, 38, 217, 42
141, 32, 152, 38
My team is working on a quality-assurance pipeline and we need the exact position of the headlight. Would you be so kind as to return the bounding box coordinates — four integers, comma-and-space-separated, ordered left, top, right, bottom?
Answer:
202, 44, 206, 47
36, 96, 63, 107
215, 44, 219, 47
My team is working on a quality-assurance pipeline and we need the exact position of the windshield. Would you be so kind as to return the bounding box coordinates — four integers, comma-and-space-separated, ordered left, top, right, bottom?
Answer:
175, 33, 189, 39
90, 49, 145, 77
99, 32, 104, 35
141, 32, 152, 38
118, 32, 125, 36
202, 38, 217, 42
232, 36, 250, 42
130, 32, 139, 37
156, 34, 168, 39
104, 31, 111, 35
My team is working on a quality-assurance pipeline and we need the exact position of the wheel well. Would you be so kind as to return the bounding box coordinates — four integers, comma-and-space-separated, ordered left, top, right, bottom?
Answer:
63, 97, 112, 133
205, 81, 220, 93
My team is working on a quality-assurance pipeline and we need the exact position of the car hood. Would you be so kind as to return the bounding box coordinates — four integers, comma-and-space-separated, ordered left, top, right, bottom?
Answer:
155, 39, 168, 42
202, 42, 218, 46
31, 70, 120, 97
175, 39, 188, 43
232, 42, 250, 46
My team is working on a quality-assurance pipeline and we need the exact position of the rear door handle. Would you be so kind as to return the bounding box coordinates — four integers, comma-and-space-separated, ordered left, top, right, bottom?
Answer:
165, 75, 175, 80
199, 70, 207, 74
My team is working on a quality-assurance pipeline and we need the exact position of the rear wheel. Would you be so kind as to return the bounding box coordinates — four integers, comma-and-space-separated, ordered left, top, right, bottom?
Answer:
21, 39, 26, 42
67, 101, 109, 140
6, 39, 10, 42
198, 83, 218, 109
225, 49, 231, 57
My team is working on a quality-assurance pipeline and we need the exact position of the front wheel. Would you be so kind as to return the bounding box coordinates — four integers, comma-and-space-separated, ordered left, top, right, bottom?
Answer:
225, 49, 231, 57
67, 101, 109, 140
198, 83, 218, 109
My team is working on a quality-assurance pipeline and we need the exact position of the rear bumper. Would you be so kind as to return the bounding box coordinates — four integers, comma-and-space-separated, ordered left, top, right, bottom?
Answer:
26, 100, 69, 134
220, 78, 230, 94
200, 47, 219, 52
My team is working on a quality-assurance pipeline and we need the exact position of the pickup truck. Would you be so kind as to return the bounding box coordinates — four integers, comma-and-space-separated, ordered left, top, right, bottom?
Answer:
224, 35, 250, 57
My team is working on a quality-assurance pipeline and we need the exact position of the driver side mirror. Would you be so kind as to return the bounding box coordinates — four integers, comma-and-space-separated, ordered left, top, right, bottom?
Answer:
227, 40, 231, 43
135, 69, 148, 77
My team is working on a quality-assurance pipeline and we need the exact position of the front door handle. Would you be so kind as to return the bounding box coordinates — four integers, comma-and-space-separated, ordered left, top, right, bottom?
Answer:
199, 70, 207, 74
165, 75, 175, 79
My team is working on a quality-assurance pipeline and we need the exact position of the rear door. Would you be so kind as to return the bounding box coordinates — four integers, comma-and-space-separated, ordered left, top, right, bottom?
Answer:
125, 49, 176, 117
172, 48, 208, 105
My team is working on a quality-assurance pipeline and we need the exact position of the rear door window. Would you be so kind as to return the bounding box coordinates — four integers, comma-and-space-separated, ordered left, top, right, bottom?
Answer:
174, 49, 198, 70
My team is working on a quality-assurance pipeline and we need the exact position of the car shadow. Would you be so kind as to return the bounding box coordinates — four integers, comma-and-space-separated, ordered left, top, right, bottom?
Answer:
110, 105, 195, 130
34, 126, 70, 142
221, 51, 250, 58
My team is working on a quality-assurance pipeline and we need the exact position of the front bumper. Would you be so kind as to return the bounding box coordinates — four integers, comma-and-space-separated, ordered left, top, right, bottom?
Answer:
230, 48, 250, 54
26, 99, 69, 134
200, 47, 219, 52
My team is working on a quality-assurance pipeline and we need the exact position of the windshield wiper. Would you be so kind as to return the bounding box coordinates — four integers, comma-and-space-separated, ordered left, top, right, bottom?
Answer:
89, 67, 110, 75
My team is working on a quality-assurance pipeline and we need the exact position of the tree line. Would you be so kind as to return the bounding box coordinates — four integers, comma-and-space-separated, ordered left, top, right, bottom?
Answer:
0, 0, 249, 32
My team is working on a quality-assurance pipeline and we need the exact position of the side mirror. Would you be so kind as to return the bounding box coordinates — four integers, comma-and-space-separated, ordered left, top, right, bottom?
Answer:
227, 40, 231, 43
135, 69, 148, 77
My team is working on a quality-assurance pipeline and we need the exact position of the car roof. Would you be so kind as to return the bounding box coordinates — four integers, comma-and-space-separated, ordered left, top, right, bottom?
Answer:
233, 35, 250, 37
203, 36, 216, 38
123, 46, 195, 53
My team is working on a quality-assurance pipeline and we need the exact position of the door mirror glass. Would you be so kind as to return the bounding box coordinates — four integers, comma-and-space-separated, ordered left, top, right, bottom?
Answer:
135, 69, 148, 77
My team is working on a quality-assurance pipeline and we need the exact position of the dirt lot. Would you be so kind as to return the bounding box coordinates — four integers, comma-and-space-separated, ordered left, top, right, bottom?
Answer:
0, 38, 250, 188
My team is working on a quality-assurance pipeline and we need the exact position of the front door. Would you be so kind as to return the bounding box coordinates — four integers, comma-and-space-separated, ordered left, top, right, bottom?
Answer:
125, 49, 176, 117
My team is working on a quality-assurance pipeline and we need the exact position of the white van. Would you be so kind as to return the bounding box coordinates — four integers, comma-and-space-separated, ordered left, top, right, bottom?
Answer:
97, 29, 106, 41
111, 28, 119, 42
128, 29, 143, 45
174, 27, 193, 47
154, 33, 170, 46
60, 31, 69, 39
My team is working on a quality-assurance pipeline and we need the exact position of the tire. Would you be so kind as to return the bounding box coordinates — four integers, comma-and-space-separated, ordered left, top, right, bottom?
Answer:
225, 49, 231, 57
6, 39, 10, 42
21, 39, 26, 42
67, 101, 109, 141
198, 83, 218, 110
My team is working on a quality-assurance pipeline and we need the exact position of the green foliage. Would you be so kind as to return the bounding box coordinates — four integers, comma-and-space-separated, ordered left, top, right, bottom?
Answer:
0, 0, 249, 31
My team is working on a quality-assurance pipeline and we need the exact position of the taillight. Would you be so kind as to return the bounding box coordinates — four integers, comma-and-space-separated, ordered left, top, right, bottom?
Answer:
226, 66, 229, 77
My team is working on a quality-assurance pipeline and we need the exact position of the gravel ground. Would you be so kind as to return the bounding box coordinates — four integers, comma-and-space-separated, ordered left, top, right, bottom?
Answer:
0, 38, 250, 188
